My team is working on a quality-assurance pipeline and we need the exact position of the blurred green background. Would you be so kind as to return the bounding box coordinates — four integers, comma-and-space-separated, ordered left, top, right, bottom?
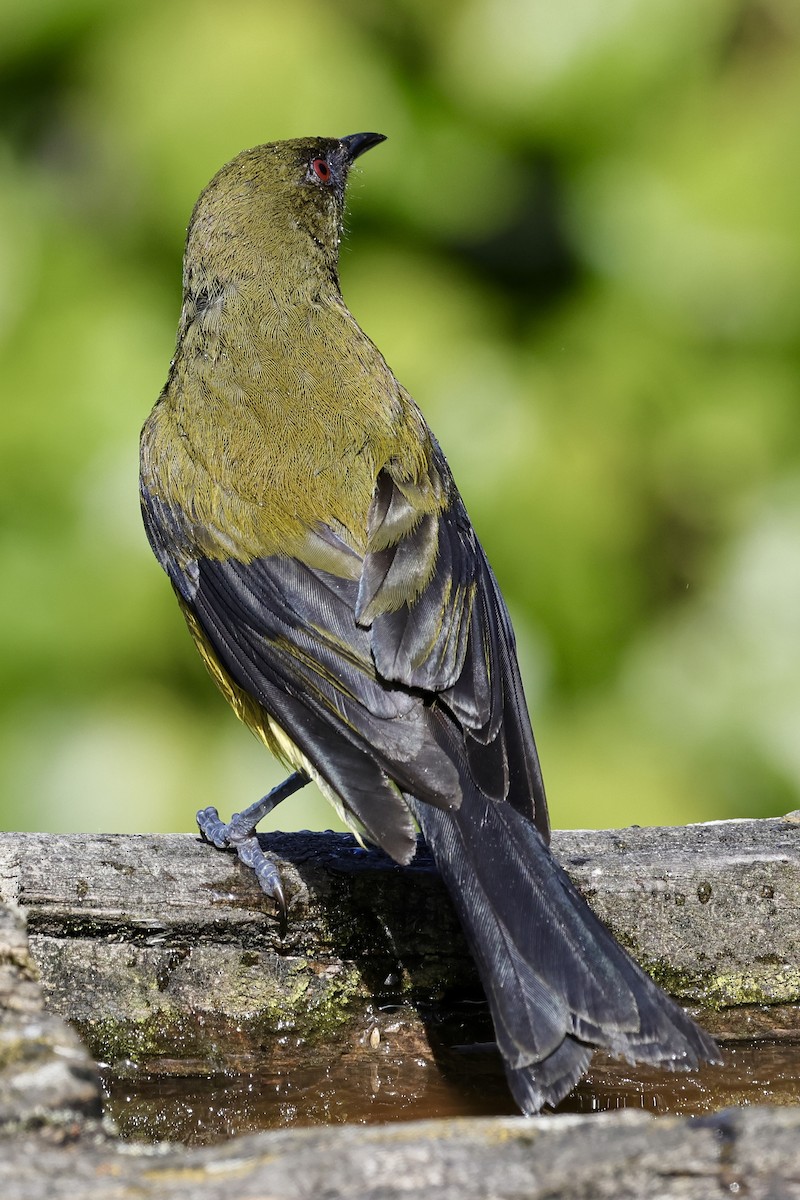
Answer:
1, 0, 799, 838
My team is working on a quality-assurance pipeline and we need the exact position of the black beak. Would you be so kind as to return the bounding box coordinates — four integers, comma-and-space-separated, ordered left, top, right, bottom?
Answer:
339, 132, 387, 164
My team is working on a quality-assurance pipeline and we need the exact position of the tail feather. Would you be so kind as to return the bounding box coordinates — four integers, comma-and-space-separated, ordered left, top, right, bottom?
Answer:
506, 1041, 593, 1115
410, 788, 719, 1112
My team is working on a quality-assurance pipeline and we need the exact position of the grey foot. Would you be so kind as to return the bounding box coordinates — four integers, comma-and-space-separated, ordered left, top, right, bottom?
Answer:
196, 770, 309, 920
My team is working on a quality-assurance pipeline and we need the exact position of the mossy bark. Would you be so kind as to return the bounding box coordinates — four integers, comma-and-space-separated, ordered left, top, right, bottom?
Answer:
1, 817, 799, 1196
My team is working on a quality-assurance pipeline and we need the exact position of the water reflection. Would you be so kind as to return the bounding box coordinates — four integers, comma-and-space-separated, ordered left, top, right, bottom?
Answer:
99, 1012, 800, 1145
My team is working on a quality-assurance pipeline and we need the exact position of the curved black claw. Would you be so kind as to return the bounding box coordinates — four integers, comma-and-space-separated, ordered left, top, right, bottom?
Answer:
233, 834, 288, 926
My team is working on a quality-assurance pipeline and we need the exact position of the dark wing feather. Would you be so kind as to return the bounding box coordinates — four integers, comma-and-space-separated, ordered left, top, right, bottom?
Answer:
196, 577, 420, 862
193, 553, 462, 793
141, 443, 548, 853
357, 457, 549, 836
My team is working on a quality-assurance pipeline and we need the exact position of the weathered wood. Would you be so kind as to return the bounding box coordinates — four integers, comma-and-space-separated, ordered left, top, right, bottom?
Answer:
0, 900, 100, 1128
0, 818, 798, 1085
1, 817, 799, 1029
1, 819, 799, 1198
2, 1104, 800, 1199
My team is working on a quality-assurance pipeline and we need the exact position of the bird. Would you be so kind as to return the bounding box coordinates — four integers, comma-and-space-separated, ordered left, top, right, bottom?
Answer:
139, 132, 720, 1114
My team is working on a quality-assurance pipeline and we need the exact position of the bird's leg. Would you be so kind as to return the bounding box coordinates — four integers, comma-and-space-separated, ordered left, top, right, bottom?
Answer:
197, 771, 310, 845
196, 770, 310, 917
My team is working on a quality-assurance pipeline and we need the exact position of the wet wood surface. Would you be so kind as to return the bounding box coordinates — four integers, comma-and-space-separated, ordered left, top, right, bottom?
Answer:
1, 817, 799, 1040
1, 816, 799, 1197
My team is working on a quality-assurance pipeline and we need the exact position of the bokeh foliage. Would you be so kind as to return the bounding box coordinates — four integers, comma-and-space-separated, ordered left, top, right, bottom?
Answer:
1, 0, 799, 835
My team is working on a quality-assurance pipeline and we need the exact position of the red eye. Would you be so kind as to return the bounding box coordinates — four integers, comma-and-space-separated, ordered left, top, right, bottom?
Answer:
311, 158, 331, 183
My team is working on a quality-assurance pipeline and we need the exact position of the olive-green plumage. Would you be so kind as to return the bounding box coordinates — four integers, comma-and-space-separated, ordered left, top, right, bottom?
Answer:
141, 133, 718, 1114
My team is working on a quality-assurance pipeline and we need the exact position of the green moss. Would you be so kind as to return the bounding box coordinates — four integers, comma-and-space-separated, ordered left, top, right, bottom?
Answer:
73, 956, 370, 1066
636, 955, 800, 1010
700, 966, 800, 1009
0, 1033, 54, 1071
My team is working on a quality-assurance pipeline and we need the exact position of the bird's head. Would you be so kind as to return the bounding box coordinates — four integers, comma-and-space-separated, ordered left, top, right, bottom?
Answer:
184, 133, 386, 293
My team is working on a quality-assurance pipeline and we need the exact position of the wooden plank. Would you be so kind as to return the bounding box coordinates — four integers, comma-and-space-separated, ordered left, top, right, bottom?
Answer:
2, 1104, 800, 1199
1, 818, 798, 1043
1, 819, 799, 1197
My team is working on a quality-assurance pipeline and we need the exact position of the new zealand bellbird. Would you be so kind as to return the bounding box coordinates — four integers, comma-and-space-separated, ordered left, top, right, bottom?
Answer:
140, 133, 718, 1113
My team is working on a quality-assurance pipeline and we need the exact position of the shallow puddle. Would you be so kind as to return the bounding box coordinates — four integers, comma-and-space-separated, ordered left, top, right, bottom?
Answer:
97, 1004, 800, 1144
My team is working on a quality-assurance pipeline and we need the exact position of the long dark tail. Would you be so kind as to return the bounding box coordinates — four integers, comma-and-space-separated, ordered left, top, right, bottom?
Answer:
410, 788, 719, 1113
